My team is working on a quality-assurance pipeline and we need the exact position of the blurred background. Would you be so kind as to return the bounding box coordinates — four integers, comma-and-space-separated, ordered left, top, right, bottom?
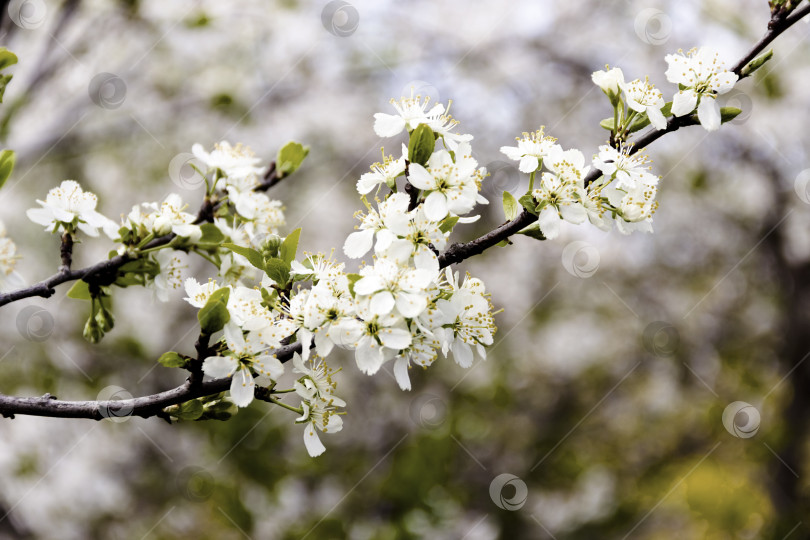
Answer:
0, 0, 808, 538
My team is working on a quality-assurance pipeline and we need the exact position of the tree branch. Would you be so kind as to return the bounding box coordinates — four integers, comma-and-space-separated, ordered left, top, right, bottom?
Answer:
439, 6, 810, 268
0, 342, 302, 420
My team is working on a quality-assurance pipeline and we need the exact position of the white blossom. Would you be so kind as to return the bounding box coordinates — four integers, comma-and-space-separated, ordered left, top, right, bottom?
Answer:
622, 78, 667, 130
500, 128, 561, 174
26, 180, 119, 238
665, 47, 738, 132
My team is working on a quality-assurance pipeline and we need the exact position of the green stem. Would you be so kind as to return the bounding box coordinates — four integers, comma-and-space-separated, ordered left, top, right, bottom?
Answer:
270, 396, 304, 415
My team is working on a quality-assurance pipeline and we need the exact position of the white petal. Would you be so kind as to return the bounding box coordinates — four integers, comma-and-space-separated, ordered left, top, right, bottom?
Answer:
407, 164, 435, 190
355, 340, 385, 375
254, 355, 285, 380
369, 291, 396, 315
423, 192, 448, 222
378, 327, 413, 350
343, 229, 374, 259
697, 95, 721, 132
230, 367, 255, 407
671, 90, 698, 117
202, 356, 237, 378
518, 155, 539, 173
393, 357, 412, 391
303, 423, 326, 457
373, 113, 406, 138
396, 292, 428, 318
452, 338, 473, 368
538, 206, 560, 240
646, 106, 668, 130
559, 203, 587, 225
353, 275, 384, 296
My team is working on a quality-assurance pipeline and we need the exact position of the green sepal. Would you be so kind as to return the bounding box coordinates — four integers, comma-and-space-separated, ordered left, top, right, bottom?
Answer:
166, 399, 204, 421
0, 48, 18, 71
264, 257, 291, 285
518, 194, 538, 216
741, 49, 773, 77
196, 223, 225, 249
346, 273, 362, 297
502, 191, 519, 221
517, 222, 546, 241
599, 118, 615, 131
0, 150, 14, 190
201, 399, 237, 421
276, 141, 310, 177
198, 287, 231, 334
158, 351, 189, 369
279, 228, 301, 264
408, 123, 435, 166
222, 243, 264, 270
67, 280, 92, 300
439, 215, 459, 234
720, 107, 742, 123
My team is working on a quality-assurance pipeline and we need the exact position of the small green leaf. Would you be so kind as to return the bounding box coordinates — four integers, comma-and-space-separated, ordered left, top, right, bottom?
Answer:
502, 191, 519, 221
264, 257, 291, 285
661, 101, 673, 117
599, 118, 615, 131
408, 123, 435, 166
0, 74, 13, 103
67, 280, 91, 300
198, 287, 231, 334
439, 215, 459, 234
496, 239, 510, 248
222, 243, 265, 270
346, 273, 362, 297
741, 49, 773, 77
0, 48, 18, 71
158, 351, 188, 369
197, 223, 225, 248
276, 141, 310, 177
517, 222, 546, 241
279, 228, 301, 264
0, 150, 14, 190
720, 107, 742, 123
518, 194, 538, 216
202, 399, 237, 421
627, 114, 651, 134
171, 399, 204, 420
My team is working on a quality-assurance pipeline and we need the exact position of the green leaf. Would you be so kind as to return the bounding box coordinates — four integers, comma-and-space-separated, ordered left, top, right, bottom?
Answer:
276, 141, 310, 177
518, 194, 538, 216
517, 222, 546, 241
0, 74, 12, 104
67, 280, 91, 300
599, 118, 615, 131
279, 228, 301, 264
222, 243, 264, 270
408, 123, 435, 166
439, 215, 459, 234
264, 257, 291, 285
661, 101, 673, 117
741, 49, 773, 77
197, 223, 225, 248
0, 150, 14, 190
627, 114, 651, 134
346, 273, 362, 297
720, 107, 742, 123
496, 239, 510, 248
502, 191, 519, 221
172, 399, 204, 420
119, 258, 159, 276
158, 351, 188, 369
0, 48, 17, 71
202, 399, 237, 421
198, 287, 231, 334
